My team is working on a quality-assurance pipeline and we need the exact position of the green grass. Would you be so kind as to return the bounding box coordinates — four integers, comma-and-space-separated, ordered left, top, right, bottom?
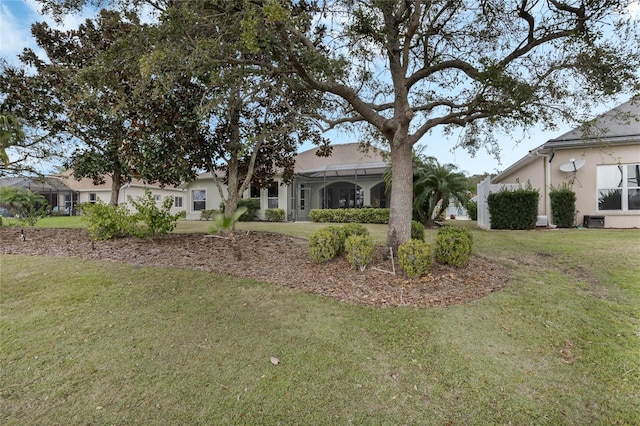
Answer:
2, 215, 85, 229
1, 223, 639, 424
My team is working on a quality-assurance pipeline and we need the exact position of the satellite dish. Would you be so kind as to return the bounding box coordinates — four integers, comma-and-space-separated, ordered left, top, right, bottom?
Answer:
559, 158, 586, 172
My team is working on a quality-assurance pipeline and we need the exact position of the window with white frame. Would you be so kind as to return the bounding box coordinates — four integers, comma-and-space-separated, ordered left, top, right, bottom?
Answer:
597, 164, 640, 211
89, 193, 97, 203
192, 190, 206, 211
153, 194, 161, 202
267, 181, 279, 208
174, 196, 183, 208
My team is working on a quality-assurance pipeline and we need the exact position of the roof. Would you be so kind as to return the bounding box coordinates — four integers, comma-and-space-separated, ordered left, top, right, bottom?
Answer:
494, 97, 640, 181
52, 170, 184, 192
543, 97, 640, 148
295, 143, 388, 177
0, 176, 73, 192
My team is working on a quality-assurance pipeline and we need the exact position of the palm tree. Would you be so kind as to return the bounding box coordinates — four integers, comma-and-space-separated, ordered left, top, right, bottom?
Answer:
413, 160, 470, 226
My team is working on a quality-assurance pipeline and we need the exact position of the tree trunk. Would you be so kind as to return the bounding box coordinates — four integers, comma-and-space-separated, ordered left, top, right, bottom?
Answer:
110, 170, 121, 206
386, 140, 414, 253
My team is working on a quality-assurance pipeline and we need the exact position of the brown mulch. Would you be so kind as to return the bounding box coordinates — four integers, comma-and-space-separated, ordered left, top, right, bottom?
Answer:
0, 228, 511, 308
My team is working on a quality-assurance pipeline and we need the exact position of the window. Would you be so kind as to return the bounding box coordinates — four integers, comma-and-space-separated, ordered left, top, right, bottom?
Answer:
250, 185, 261, 199
267, 181, 279, 209
597, 164, 640, 211
174, 196, 183, 208
153, 194, 161, 202
299, 184, 305, 211
192, 190, 206, 211
89, 193, 97, 204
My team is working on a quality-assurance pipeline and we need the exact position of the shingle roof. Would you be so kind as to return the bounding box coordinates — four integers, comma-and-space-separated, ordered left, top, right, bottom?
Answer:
544, 97, 640, 148
295, 143, 388, 177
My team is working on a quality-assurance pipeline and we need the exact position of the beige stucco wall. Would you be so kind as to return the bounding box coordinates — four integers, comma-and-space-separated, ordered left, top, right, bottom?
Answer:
549, 145, 640, 228
183, 177, 288, 221
495, 144, 640, 228
68, 185, 186, 216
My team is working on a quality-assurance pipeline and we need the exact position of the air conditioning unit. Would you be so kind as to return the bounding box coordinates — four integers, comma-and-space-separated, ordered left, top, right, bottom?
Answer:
536, 215, 548, 227
583, 215, 605, 228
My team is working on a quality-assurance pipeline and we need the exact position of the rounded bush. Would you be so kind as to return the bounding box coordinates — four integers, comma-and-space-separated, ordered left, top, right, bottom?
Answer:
411, 220, 425, 240
434, 226, 473, 267
345, 234, 374, 271
308, 228, 341, 264
265, 208, 285, 222
324, 225, 347, 255
342, 222, 369, 238
397, 239, 433, 279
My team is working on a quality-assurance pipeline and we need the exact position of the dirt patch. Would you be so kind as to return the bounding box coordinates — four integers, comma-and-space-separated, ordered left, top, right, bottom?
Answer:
0, 228, 511, 308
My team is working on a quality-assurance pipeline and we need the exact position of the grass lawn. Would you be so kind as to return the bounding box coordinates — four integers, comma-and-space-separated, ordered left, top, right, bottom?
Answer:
1, 221, 639, 424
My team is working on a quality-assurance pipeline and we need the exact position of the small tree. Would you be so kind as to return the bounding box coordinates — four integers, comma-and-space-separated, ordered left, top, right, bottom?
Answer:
128, 189, 186, 240
210, 206, 248, 261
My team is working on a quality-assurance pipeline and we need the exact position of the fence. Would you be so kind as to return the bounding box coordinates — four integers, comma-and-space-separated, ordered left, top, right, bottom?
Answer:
476, 177, 520, 229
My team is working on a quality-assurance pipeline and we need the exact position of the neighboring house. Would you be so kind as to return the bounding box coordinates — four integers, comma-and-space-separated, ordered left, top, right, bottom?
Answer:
482, 98, 640, 229
1, 172, 187, 216
0, 176, 75, 214
54, 171, 187, 216
182, 143, 389, 221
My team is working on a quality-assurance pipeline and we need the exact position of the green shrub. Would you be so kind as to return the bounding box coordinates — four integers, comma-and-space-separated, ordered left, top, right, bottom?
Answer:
397, 239, 433, 279
466, 200, 478, 221
411, 220, 425, 240
309, 208, 389, 224
345, 234, 374, 271
265, 208, 285, 222
308, 228, 342, 264
325, 225, 347, 255
435, 226, 473, 267
488, 186, 539, 229
200, 209, 220, 220
78, 202, 134, 240
128, 189, 186, 240
342, 222, 369, 238
550, 183, 577, 228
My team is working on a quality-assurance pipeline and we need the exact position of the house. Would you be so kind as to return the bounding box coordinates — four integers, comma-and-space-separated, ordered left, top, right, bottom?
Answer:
482, 97, 640, 229
1, 172, 187, 216
182, 143, 389, 220
54, 171, 187, 216
0, 175, 75, 214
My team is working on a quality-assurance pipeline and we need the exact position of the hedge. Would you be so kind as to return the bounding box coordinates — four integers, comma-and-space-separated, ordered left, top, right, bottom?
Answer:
488, 186, 539, 230
550, 183, 576, 228
309, 208, 389, 224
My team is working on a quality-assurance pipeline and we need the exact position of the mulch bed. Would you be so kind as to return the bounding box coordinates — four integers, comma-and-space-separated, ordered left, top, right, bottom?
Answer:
0, 228, 511, 308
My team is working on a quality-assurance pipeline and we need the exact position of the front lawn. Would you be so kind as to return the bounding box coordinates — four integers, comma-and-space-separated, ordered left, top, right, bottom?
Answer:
1, 225, 638, 424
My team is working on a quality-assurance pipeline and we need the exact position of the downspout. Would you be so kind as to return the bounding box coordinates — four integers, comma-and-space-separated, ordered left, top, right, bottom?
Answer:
530, 148, 555, 227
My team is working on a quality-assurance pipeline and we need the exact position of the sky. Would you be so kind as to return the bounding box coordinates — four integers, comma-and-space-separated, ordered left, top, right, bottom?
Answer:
1, 0, 639, 176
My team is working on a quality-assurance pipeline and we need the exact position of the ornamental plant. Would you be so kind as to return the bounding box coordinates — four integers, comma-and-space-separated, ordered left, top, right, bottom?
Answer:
434, 226, 473, 268
345, 234, 374, 271
308, 227, 341, 264
78, 201, 134, 240
128, 189, 186, 240
397, 239, 433, 279
342, 222, 369, 238
411, 220, 425, 241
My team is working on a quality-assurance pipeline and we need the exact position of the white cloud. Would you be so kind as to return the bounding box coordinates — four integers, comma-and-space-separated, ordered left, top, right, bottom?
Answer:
1, 0, 99, 67
626, 1, 640, 17
0, 3, 35, 64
